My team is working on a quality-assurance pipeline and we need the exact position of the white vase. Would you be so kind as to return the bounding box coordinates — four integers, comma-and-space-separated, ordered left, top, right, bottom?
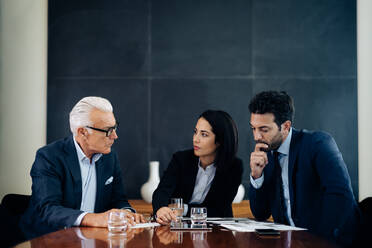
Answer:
140, 161, 160, 203
232, 184, 245, 203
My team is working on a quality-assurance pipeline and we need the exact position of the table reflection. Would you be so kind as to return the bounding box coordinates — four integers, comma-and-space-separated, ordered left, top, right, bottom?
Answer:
80, 227, 146, 248
190, 230, 209, 248
15, 222, 337, 248
26, 227, 147, 248
152, 226, 215, 248
153, 226, 183, 245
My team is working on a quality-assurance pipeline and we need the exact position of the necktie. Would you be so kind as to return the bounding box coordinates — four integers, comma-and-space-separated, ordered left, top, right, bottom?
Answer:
273, 151, 288, 225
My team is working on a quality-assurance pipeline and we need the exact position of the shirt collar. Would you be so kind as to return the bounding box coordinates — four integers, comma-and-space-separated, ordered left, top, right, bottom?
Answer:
197, 159, 216, 173
73, 136, 102, 164
277, 127, 292, 156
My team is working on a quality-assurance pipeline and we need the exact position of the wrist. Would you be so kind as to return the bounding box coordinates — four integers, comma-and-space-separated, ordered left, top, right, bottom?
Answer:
81, 213, 92, 226
81, 213, 100, 227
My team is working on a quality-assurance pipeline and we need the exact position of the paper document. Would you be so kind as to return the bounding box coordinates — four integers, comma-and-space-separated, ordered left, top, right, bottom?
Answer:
130, 222, 160, 229
209, 219, 306, 232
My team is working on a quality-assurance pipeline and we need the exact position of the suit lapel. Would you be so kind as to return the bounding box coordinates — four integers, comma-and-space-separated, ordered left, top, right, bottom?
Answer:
203, 167, 222, 202
288, 128, 301, 213
94, 156, 105, 212
64, 136, 82, 209
184, 155, 199, 202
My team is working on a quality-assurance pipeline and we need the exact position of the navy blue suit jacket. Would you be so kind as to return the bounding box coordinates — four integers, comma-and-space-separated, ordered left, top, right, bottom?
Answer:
249, 128, 360, 246
19, 136, 131, 240
152, 149, 243, 217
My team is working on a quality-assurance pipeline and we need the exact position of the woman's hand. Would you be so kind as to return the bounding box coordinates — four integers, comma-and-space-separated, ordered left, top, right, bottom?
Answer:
155, 207, 177, 225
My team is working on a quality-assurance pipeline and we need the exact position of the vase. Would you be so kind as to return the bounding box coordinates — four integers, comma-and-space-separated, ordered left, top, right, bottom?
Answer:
140, 161, 160, 203
232, 184, 245, 203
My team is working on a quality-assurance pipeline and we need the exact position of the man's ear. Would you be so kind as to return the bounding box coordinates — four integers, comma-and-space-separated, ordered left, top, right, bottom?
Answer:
282, 120, 292, 132
77, 127, 87, 137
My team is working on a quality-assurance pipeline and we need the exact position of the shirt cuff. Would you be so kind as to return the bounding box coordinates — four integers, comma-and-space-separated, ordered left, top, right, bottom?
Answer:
74, 212, 89, 226
250, 173, 264, 189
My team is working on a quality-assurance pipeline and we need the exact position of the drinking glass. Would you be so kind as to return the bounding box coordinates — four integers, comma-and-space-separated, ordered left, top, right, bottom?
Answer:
191, 207, 207, 225
169, 198, 183, 223
108, 211, 127, 234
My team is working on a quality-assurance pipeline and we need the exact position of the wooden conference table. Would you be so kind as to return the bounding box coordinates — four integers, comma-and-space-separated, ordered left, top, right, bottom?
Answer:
15, 224, 339, 248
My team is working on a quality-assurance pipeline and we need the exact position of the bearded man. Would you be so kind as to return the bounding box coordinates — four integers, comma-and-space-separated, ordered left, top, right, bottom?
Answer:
248, 91, 359, 247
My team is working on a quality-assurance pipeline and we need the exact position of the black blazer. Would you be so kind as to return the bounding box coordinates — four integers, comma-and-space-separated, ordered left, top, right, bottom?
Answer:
249, 128, 360, 246
152, 149, 243, 217
19, 136, 132, 240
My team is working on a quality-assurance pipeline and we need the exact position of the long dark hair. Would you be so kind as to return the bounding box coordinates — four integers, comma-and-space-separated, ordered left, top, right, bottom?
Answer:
199, 110, 238, 171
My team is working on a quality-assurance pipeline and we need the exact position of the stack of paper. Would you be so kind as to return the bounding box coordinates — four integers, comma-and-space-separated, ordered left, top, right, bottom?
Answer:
130, 222, 160, 229
208, 219, 306, 232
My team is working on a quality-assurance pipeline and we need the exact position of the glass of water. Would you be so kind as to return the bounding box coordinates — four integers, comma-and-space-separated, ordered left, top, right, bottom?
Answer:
191, 207, 207, 226
169, 198, 183, 223
108, 211, 127, 234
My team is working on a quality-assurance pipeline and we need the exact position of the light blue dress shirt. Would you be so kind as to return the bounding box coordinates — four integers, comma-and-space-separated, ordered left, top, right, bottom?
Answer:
73, 137, 102, 226
250, 128, 295, 226
184, 160, 216, 215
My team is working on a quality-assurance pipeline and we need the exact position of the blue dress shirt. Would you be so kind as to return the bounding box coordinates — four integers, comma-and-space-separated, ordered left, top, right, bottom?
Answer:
184, 160, 216, 215
73, 137, 102, 226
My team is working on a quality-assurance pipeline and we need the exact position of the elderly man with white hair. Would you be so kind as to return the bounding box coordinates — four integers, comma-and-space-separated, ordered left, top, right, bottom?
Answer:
19, 96, 145, 240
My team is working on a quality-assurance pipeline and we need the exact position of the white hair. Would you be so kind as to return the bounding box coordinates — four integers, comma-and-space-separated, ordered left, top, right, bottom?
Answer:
69, 96, 113, 136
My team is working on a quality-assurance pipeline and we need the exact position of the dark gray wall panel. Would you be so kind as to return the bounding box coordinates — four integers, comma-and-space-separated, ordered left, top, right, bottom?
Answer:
253, 0, 356, 76
152, 0, 253, 76
49, 0, 149, 77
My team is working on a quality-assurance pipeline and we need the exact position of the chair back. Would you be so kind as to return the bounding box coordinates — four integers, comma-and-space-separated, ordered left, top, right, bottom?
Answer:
359, 197, 372, 220
1, 193, 31, 216
354, 197, 372, 246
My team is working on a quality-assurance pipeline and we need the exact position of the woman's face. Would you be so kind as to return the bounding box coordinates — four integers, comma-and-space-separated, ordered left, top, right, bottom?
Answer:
193, 117, 219, 161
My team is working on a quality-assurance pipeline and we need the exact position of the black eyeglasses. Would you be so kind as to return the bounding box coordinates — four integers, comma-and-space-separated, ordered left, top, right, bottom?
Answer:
85, 123, 118, 137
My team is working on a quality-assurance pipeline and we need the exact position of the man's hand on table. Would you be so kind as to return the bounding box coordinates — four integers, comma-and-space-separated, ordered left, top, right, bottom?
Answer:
81, 209, 146, 227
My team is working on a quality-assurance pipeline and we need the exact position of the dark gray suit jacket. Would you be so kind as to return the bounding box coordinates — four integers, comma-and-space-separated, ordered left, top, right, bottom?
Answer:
19, 136, 131, 240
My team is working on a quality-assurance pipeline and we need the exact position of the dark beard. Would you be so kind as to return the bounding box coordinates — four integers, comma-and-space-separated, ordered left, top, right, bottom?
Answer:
256, 134, 283, 152
269, 139, 282, 151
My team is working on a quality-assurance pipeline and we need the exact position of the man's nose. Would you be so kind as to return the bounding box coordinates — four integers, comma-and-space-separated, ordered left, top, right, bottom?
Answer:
253, 130, 262, 141
110, 129, 118, 139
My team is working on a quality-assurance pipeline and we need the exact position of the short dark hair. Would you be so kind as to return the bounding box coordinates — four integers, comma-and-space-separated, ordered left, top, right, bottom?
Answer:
199, 110, 238, 171
248, 91, 295, 127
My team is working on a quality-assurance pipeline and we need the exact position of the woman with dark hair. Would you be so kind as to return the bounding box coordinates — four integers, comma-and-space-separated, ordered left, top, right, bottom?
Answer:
152, 110, 243, 225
